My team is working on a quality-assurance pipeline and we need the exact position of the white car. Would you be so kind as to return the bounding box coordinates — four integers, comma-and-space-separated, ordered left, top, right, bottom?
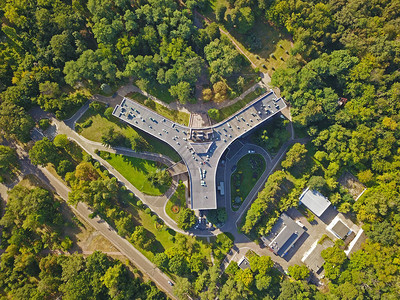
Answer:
248, 149, 255, 154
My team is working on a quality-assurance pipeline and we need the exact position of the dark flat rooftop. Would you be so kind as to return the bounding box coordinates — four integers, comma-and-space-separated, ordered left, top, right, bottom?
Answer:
113, 91, 286, 210
332, 220, 351, 239
268, 213, 305, 257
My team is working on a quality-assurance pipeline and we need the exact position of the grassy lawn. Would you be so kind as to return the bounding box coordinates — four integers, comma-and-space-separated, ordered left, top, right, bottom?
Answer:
126, 92, 190, 126
200, 1, 295, 76
213, 88, 265, 122
125, 91, 147, 103
250, 116, 291, 155
231, 154, 266, 211
76, 106, 181, 162
99, 151, 171, 196
136, 81, 176, 104
165, 182, 186, 223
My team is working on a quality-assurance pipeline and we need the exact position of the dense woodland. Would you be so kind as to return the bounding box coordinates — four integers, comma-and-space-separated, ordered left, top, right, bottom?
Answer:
0, 0, 251, 143
0, 183, 165, 299
1, 0, 400, 299
238, 0, 400, 298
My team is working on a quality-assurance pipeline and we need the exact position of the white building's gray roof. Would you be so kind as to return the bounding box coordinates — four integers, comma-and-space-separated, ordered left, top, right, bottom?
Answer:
299, 187, 331, 217
268, 213, 305, 257
113, 92, 286, 210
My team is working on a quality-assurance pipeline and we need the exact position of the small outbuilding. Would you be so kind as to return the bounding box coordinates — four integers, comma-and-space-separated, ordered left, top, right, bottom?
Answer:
238, 257, 251, 270
327, 217, 352, 240
299, 187, 331, 217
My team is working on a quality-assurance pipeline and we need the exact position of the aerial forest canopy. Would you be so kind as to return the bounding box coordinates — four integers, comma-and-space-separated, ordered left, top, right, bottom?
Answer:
1, 0, 400, 298
269, 0, 400, 221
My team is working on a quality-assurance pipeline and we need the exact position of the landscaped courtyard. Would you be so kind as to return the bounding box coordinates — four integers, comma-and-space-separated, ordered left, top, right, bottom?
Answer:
165, 181, 186, 223
231, 154, 266, 210
126, 92, 190, 126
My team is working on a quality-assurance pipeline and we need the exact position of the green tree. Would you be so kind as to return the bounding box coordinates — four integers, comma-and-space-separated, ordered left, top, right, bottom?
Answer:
169, 81, 192, 103
104, 107, 114, 119
168, 256, 188, 276
255, 274, 271, 291
208, 108, 220, 121
53, 134, 69, 148
288, 264, 310, 280
0, 145, 18, 173
235, 268, 254, 287
365, 221, 397, 246
281, 143, 308, 169
153, 253, 169, 270
50, 32, 76, 63
0, 102, 34, 142
308, 176, 326, 192
321, 240, 347, 280
173, 277, 191, 300
177, 208, 196, 231
29, 138, 59, 166
357, 169, 374, 186
215, 5, 227, 22
232, 7, 255, 34
130, 226, 147, 248
57, 160, 74, 176
277, 280, 313, 300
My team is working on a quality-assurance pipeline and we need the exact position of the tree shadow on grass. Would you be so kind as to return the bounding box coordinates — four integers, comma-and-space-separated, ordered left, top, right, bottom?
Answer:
144, 228, 165, 254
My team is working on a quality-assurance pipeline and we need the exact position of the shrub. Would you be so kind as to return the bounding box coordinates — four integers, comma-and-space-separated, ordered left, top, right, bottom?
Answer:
288, 264, 310, 280
136, 200, 143, 207
208, 108, 220, 121
57, 160, 74, 176
104, 107, 114, 119
83, 154, 92, 162
81, 119, 93, 128
53, 134, 69, 148
39, 118, 50, 130
145, 207, 151, 214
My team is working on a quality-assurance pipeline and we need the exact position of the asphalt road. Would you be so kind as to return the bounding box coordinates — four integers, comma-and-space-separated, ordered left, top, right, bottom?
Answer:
9, 144, 177, 299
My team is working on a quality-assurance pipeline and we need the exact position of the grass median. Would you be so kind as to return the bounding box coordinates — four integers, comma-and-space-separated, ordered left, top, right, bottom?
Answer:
231, 153, 266, 211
